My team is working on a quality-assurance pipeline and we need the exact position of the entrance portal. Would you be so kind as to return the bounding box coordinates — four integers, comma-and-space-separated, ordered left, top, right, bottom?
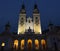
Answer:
14, 40, 18, 50
21, 39, 25, 50
41, 39, 46, 50
27, 39, 32, 50
35, 39, 39, 50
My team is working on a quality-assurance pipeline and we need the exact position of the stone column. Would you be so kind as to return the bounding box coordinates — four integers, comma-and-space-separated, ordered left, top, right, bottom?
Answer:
32, 39, 35, 50
18, 40, 21, 50
39, 39, 41, 51
25, 38, 27, 51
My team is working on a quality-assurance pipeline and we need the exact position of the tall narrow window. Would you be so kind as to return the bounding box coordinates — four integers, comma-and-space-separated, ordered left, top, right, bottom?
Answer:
35, 39, 39, 49
20, 17, 24, 25
35, 17, 39, 25
14, 40, 18, 50
21, 39, 25, 50
27, 39, 32, 50
41, 39, 46, 49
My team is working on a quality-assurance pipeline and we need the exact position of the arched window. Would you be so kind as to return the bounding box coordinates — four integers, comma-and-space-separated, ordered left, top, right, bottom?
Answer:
35, 39, 39, 49
27, 39, 32, 50
21, 39, 25, 50
41, 39, 46, 49
14, 40, 18, 50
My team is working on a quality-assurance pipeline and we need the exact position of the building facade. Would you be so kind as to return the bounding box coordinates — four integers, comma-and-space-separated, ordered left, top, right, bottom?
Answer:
18, 4, 42, 34
0, 4, 60, 51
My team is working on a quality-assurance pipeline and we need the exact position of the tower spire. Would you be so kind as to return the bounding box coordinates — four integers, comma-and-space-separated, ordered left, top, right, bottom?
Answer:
34, 4, 37, 9
22, 4, 25, 9
20, 0, 26, 14
22, 0, 25, 10
33, 3, 39, 13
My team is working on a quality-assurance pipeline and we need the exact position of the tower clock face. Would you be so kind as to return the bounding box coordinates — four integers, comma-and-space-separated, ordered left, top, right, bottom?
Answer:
20, 17, 24, 25
35, 17, 39, 25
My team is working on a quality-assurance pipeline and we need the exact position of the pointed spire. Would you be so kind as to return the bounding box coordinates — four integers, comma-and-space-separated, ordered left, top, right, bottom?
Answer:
33, 4, 39, 13
34, 4, 37, 9
20, 3, 26, 14
5, 21, 11, 31
21, 0, 25, 10
22, 4, 25, 9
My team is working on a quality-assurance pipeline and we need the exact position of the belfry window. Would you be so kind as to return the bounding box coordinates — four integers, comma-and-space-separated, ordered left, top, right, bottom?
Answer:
36, 17, 38, 19
21, 18, 24, 20
35, 17, 39, 25
20, 18, 24, 25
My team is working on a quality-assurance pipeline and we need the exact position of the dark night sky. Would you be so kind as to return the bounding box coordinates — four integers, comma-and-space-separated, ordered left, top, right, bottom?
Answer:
0, 0, 60, 32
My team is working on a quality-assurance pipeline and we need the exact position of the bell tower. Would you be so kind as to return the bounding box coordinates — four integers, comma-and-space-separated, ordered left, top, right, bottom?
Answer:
33, 4, 42, 34
18, 4, 26, 34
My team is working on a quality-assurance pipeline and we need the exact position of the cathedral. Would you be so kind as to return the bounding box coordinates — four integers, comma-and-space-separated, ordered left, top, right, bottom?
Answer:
0, 3, 60, 51
18, 4, 42, 34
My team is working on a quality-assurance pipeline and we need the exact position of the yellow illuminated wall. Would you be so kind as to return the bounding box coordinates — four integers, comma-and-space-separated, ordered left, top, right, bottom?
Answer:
35, 39, 39, 49
21, 39, 25, 50
18, 14, 26, 34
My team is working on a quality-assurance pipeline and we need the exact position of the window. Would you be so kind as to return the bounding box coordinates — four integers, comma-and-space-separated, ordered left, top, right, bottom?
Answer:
35, 17, 39, 25
27, 39, 32, 49
41, 39, 46, 49
14, 40, 18, 50
35, 39, 39, 49
35, 17, 38, 19
21, 39, 25, 50
21, 18, 24, 20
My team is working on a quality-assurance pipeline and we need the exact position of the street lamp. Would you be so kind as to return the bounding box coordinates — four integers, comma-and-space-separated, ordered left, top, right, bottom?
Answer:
1, 43, 5, 47
1, 42, 5, 51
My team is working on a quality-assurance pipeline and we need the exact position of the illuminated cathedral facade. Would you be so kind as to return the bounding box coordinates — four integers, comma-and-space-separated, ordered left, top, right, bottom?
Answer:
0, 4, 60, 51
18, 4, 42, 34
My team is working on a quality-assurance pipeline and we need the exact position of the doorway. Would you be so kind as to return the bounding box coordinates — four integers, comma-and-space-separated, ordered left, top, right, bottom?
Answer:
27, 39, 32, 50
